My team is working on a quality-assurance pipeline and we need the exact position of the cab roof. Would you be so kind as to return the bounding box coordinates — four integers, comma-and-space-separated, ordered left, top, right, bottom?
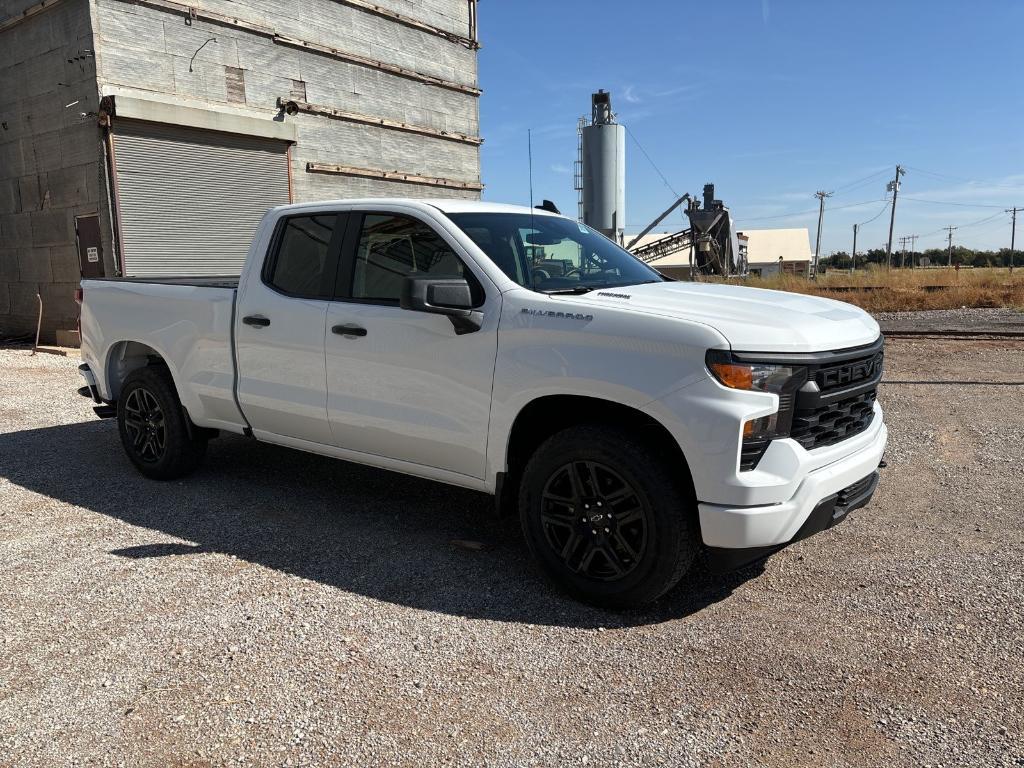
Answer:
270, 198, 562, 218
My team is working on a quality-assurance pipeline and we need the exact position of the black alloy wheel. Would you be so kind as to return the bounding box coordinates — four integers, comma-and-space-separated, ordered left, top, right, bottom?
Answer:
539, 460, 649, 581
122, 386, 167, 463
116, 365, 207, 480
518, 424, 698, 608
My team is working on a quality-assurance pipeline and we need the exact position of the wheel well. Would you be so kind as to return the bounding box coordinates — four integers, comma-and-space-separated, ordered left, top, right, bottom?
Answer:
501, 395, 692, 514
105, 341, 168, 401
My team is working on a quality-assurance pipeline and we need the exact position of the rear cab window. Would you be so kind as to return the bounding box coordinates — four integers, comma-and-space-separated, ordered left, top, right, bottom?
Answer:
263, 213, 345, 299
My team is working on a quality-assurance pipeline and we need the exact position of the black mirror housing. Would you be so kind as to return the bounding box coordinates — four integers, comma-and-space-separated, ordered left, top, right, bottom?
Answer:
400, 276, 483, 335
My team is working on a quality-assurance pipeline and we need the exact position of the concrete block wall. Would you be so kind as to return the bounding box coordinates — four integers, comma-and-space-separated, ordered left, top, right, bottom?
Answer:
92, 0, 481, 202
0, 0, 103, 340
0, 0, 480, 339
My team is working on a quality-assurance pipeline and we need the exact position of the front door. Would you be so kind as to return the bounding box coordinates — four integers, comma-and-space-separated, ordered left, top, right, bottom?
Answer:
235, 212, 346, 445
324, 210, 499, 479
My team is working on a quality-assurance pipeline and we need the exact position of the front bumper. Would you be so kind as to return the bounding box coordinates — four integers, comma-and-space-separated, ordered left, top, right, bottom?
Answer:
697, 416, 887, 551
704, 469, 880, 572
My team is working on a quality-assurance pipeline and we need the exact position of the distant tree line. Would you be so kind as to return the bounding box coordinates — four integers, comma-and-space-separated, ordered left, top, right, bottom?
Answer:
821, 247, 1019, 270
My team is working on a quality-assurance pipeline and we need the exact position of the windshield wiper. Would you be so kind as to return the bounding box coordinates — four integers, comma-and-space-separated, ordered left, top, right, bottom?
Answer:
539, 286, 596, 295
615, 279, 663, 287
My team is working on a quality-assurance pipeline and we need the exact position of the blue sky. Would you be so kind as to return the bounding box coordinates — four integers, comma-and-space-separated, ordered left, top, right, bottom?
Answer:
477, 0, 1024, 254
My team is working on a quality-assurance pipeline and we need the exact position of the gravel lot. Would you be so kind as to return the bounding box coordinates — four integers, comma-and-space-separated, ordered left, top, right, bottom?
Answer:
876, 307, 1024, 334
1, 333, 1022, 767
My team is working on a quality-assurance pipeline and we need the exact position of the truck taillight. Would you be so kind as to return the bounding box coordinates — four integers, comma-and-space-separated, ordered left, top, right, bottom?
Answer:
74, 287, 83, 305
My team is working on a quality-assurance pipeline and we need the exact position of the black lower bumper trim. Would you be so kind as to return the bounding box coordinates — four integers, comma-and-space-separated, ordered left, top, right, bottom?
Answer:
704, 470, 880, 573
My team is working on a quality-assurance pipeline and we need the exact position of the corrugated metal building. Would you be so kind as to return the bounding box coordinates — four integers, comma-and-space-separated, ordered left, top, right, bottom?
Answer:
0, 0, 481, 342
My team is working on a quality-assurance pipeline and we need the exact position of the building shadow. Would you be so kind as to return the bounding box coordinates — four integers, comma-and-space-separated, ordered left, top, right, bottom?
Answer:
0, 420, 763, 627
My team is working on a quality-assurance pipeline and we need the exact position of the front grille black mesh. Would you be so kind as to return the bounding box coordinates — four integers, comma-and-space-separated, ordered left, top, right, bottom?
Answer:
739, 438, 771, 471
791, 390, 877, 450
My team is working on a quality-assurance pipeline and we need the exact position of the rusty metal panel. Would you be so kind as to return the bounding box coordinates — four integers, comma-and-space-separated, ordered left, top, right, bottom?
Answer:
75, 214, 104, 278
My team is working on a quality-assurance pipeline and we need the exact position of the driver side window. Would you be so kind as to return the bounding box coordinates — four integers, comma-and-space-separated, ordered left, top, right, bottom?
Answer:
351, 214, 467, 303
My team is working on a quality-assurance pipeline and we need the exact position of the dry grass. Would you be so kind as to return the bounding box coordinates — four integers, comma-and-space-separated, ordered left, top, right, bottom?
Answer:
718, 267, 1024, 312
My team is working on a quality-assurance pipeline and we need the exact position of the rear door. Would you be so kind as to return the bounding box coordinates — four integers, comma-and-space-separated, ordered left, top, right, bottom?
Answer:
324, 208, 500, 479
235, 211, 347, 444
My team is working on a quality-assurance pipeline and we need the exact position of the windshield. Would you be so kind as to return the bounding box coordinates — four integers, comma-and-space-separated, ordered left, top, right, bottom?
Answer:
445, 212, 664, 293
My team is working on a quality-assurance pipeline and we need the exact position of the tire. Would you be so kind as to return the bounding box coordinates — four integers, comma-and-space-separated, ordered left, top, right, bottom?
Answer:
518, 424, 698, 609
117, 366, 207, 480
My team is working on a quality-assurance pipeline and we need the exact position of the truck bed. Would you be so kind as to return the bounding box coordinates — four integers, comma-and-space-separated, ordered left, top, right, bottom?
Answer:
79, 277, 247, 433
86, 276, 240, 289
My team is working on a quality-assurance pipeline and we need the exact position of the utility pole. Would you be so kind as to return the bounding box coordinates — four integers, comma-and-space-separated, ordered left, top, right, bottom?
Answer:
898, 235, 908, 269
812, 190, 833, 279
1007, 207, 1019, 274
907, 234, 918, 268
851, 223, 859, 274
885, 165, 906, 269
944, 226, 958, 267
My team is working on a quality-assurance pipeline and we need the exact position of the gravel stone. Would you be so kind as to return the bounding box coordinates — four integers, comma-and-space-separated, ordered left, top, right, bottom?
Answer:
1, 337, 1022, 767
876, 307, 1024, 334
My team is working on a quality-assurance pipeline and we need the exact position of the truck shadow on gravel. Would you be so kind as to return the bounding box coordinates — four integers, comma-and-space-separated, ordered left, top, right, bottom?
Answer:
0, 420, 763, 627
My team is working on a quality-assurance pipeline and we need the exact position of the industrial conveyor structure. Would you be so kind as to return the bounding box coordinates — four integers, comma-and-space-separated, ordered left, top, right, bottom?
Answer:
626, 184, 746, 277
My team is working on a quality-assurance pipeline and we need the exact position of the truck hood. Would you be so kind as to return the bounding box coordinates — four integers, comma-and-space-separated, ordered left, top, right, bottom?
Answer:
566, 281, 880, 352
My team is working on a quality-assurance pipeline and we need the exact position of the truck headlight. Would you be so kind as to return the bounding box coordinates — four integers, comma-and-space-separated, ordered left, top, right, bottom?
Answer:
706, 350, 808, 470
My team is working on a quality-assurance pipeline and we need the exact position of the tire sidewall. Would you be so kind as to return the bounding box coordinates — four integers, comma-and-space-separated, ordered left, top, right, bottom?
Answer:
117, 367, 203, 480
519, 425, 695, 607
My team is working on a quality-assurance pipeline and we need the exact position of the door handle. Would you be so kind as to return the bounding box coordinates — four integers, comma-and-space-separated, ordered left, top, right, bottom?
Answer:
332, 324, 367, 338
242, 315, 270, 327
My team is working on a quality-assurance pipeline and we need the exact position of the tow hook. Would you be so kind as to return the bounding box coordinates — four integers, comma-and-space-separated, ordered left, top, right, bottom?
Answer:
878, 459, 888, 469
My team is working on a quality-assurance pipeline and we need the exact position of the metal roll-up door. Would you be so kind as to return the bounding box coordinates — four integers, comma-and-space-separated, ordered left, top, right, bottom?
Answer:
112, 120, 291, 276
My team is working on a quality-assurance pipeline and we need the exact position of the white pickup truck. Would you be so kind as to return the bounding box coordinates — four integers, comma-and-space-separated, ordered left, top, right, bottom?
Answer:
78, 199, 887, 607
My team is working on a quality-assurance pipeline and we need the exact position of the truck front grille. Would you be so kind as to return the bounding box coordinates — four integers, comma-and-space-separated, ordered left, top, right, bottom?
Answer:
791, 389, 877, 451
813, 349, 884, 395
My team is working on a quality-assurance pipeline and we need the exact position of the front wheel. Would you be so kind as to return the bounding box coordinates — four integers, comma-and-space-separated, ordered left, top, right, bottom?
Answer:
117, 366, 207, 480
518, 425, 698, 608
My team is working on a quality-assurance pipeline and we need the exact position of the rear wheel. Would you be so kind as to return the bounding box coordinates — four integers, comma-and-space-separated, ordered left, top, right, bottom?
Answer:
117, 366, 206, 480
518, 425, 698, 608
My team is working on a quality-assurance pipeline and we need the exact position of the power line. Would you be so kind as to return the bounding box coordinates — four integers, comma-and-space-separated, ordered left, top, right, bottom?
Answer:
904, 165, 1024, 190
958, 211, 1006, 229
901, 197, 1010, 209
624, 125, 680, 199
916, 211, 1007, 241
856, 199, 891, 226
735, 197, 885, 223
831, 167, 892, 195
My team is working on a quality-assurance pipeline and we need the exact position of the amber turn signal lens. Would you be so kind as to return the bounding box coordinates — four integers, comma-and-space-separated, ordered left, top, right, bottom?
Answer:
743, 420, 755, 437
709, 362, 753, 390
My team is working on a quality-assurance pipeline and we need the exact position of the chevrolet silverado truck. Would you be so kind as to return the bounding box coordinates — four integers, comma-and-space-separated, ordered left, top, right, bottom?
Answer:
78, 199, 887, 607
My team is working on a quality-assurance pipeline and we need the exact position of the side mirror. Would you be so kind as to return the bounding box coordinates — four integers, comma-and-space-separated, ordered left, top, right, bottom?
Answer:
400, 276, 483, 335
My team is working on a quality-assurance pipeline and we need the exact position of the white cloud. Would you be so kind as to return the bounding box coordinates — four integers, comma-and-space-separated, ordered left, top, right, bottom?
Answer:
622, 85, 642, 104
